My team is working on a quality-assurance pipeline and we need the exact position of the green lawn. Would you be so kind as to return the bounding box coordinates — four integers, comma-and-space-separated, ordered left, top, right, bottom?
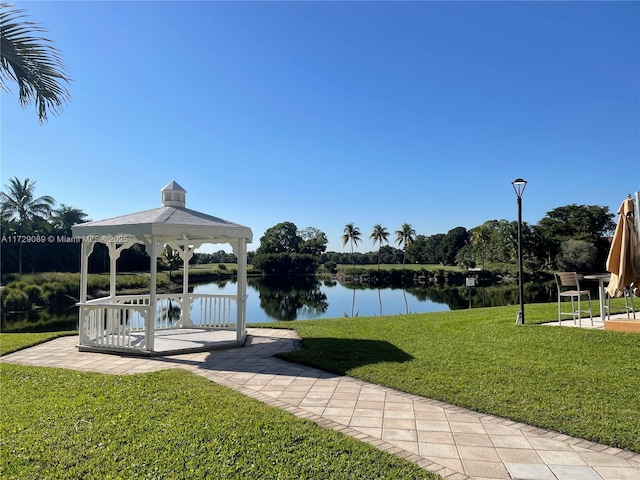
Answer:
0, 331, 75, 355
269, 303, 640, 453
3, 300, 639, 480
0, 350, 437, 479
180, 263, 262, 275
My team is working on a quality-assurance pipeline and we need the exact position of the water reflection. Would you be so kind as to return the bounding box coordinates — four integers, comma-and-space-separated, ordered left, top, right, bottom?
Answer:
158, 298, 182, 325
191, 278, 557, 321
1, 308, 78, 333
408, 282, 555, 310
408, 285, 479, 310
248, 276, 328, 321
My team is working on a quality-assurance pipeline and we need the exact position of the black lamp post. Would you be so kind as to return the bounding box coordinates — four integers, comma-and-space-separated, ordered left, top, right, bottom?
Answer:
512, 178, 527, 324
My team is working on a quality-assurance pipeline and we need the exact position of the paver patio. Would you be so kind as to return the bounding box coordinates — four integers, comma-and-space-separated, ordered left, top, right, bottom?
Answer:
2, 328, 639, 480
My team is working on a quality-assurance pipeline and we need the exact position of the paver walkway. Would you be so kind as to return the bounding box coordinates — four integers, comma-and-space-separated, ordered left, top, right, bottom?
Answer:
2, 328, 639, 480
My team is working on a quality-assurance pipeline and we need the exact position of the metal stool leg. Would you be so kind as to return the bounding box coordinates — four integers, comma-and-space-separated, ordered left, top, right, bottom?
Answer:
624, 288, 636, 319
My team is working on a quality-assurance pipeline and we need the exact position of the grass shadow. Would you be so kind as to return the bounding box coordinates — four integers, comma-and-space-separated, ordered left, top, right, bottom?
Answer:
277, 337, 414, 375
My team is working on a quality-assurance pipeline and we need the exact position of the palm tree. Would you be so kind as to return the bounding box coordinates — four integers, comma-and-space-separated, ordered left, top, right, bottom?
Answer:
160, 244, 181, 282
0, 176, 55, 273
51, 204, 89, 235
1, 3, 71, 123
341, 223, 361, 271
395, 222, 416, 269
370, 224, 389, 270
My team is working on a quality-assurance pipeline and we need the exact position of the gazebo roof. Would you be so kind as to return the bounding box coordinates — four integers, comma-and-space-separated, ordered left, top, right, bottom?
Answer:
72, 181, 252, 244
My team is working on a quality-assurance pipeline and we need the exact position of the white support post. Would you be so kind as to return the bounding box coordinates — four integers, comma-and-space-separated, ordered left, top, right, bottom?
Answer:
182, 249, 190, 326
78, 240, 95, 346
106, 239, 140, 299
79, 240, 95, 304
108, 243, 117, 299
167, 239, 198, 328
147, 236, 158, 352
179, 240, 196, 327
233, 238, 248, 343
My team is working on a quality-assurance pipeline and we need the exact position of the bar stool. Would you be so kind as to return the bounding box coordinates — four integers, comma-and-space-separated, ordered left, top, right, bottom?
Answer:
555, 272, 593, 327
605, 286, 636, 319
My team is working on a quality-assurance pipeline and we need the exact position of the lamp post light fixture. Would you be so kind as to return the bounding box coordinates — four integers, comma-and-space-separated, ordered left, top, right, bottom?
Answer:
512, 178, 527, 325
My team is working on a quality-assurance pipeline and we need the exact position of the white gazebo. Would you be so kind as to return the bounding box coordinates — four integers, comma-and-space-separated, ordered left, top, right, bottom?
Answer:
72, 181, 252, 356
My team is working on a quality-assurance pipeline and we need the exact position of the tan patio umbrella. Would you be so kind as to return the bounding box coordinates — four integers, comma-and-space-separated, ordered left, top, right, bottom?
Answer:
606, 195, 640, 297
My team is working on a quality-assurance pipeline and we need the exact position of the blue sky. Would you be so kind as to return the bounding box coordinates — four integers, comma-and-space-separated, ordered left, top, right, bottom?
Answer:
2, 1, 639, 253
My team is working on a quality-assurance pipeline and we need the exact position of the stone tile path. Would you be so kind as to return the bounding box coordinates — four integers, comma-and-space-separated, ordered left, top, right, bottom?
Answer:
2, 328, 639, 480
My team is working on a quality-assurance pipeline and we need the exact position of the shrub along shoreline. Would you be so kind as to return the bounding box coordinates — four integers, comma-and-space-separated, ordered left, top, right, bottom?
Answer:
0, 267, 240, 312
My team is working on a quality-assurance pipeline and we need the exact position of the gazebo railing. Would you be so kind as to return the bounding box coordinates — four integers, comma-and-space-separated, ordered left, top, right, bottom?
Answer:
78, 301, 149, 350
78, 293, 240, 351
189, 293, 237, 329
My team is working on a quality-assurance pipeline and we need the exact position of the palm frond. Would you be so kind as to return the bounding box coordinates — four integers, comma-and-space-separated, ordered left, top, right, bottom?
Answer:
0, 3, 71, 123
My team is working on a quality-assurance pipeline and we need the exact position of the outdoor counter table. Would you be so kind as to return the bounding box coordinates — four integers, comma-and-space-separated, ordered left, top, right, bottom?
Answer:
583, 273, 610, 320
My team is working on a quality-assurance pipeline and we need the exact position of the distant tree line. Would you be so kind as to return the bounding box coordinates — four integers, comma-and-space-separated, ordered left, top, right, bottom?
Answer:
252, 223, 328, 275
193, 250, 238, 264
1, 177, 616, 276
255, 207, 614, 275
1, 177, 89, 274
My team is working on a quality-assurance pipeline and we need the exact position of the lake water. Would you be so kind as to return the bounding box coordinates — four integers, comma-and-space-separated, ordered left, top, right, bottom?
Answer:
191, 276, 554, 323
193, 277, 452, 323
1, 276, 558, 332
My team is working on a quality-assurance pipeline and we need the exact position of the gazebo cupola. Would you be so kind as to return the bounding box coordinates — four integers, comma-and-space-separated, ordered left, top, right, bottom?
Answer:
161, 181, 187, 208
